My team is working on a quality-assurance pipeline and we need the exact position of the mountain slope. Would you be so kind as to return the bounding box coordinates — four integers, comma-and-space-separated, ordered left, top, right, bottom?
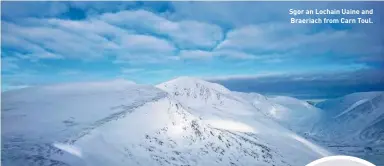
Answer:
313, 91, 384, 144
1, 80, 167, 165
268, 96, 322, 133
157, 77, 331, 163
309, 91, 384, 166
229, 92, 321, 133
2, 78, 331, 166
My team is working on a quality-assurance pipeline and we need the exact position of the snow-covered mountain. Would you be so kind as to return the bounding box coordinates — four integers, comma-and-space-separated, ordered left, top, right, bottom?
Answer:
156, 77, 321, 133
240, 94, 322, 133
309, 91, 384, 165
313, 91, 384, 144
156, 76, 253, 115
2, 77, 332, 166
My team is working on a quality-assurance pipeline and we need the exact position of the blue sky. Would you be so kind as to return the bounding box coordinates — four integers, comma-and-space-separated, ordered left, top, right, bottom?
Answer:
1, 2, 384, 99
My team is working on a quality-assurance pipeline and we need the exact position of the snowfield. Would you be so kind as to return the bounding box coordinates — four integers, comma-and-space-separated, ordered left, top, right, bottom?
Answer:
2, 77, 382, 166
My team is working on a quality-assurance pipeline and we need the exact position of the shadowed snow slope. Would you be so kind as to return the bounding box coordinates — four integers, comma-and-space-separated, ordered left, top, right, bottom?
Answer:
2, 78, 331, 166
314, 91, 384, 144
309, 92, 384, 166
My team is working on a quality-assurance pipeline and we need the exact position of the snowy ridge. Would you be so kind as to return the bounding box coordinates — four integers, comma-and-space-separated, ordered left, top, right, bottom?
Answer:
316, 91, 382, 117
2, 81, 167, 166
1, 77, 343, 166
333, 99, 369, 118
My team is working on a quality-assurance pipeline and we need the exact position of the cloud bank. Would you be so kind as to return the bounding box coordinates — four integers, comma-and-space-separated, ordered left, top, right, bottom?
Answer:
2, 2, 383, 97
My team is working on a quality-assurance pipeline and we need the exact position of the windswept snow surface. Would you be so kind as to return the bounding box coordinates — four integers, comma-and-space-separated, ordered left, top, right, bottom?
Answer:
2, 78, 333, 166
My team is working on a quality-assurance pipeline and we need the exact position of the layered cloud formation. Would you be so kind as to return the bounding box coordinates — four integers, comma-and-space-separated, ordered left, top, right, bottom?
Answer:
2, 2, 383, 98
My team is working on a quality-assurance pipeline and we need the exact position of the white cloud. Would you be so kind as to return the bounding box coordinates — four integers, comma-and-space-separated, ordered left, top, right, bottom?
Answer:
179, 50, 213, 59
213, 50, 259, 60
119, 34, 175, 54
2, 33, 64, 61
43, 18, 131, 36
45, 18, 177, 63
216, 23, 381, 57
216, 24, 310, 52
100, 10, 223, 49
2, 5, 381, 77
179, 49, 274, 61
2, 21, 116, 60
2, 15, 178, 63
170, 2, 285, 27
16, 52, 63, 62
